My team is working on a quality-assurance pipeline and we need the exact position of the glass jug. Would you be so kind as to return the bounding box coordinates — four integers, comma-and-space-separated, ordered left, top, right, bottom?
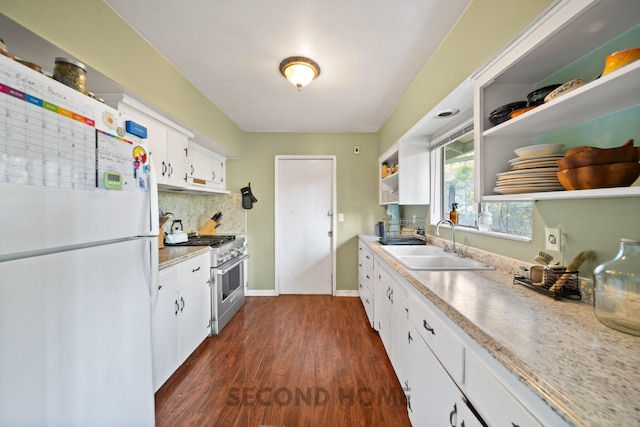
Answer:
478, 204, 493, 232
593, 239, 640, 336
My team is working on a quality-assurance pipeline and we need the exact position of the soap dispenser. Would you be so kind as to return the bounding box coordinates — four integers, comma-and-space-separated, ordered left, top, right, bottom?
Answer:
449, 203, 458, 225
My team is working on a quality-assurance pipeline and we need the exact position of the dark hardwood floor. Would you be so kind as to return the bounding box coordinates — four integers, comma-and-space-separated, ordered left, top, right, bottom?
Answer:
155, 295, 412, 427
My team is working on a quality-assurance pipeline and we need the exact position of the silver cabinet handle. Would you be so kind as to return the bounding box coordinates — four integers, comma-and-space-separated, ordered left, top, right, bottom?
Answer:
180, 297, 185, 312
174, 299, 179, 316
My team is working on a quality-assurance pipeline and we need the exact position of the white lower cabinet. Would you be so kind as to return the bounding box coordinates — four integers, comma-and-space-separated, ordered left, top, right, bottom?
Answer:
375, 259, 410, 388
389, 274, 409, 390
357, 239, 569, 427
374, 261, 393, 353
358, 241, 375, 327
407, 323, 483, 426
152, 253, 211, 391
465, 352, 543, 427
409, 288, 464, 386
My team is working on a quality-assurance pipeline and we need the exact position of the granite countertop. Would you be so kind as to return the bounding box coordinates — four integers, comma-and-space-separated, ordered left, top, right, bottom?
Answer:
159, 246, 211, 270
360, 235, 640, 427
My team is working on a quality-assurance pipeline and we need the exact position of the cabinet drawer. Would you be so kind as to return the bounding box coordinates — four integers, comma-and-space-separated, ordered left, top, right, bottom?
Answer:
409, 294, 464, 385
158, 267, 178, 301
466, 352, 543, 427
177, 253, 210, 286
360, 265, 374, 296
360, 291, 374, 327
358, 243, 374, 271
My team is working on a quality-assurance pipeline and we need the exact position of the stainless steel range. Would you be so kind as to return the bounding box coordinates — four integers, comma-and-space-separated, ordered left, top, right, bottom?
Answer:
165, 235, 248, 334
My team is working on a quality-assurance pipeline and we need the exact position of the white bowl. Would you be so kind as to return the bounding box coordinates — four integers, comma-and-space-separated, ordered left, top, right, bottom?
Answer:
514, 143, 565, 158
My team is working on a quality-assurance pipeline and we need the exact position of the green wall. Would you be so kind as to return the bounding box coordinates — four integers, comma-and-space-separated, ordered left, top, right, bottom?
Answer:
0, 0, 245, 157
3, 0, 637, 289
378, 0, 555, 153
227, 133, 382, 291
378, 0, 639, 272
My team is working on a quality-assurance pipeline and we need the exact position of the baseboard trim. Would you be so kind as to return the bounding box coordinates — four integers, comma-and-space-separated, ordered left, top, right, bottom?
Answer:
245, 289, 358, 297
334, 290, 359, 297
245, 289, 277, 296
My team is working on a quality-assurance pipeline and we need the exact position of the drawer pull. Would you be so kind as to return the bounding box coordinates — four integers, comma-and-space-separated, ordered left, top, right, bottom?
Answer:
449, 402, 457, 427
192, 266, 201, 273
174, 299, 179, 316
423, 319, 436, 335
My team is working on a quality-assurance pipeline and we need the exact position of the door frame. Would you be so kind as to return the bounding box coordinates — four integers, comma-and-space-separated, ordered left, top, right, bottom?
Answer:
274, 155, 337, 296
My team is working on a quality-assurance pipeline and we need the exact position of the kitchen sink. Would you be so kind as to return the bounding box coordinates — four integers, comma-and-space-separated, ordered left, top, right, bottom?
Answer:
380, 245, 443, 257
380, 245, 495, 271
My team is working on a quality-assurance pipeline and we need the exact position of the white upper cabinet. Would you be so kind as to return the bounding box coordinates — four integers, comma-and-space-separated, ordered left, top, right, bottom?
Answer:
473, 0, 640, 201
379, 142, 430, 205
187, 141, 227, 192
103, 94, 228, 194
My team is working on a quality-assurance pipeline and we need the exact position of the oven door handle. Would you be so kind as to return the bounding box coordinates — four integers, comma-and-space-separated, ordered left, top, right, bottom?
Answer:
215, 254, 249, 276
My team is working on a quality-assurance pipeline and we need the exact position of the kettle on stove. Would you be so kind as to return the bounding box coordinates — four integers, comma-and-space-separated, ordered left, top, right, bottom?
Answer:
165, 219, 188, 244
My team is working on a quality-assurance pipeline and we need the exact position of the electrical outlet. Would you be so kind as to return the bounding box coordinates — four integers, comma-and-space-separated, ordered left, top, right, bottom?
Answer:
338, 213, 344, 222
354, 145, 360, 155
545, 227, 561, 252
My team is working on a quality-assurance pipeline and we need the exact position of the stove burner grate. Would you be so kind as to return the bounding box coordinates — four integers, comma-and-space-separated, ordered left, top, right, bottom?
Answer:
165, 235, 236, 247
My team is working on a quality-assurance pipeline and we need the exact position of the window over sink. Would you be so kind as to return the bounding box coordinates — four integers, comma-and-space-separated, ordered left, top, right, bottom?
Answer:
432, 121, 532, 239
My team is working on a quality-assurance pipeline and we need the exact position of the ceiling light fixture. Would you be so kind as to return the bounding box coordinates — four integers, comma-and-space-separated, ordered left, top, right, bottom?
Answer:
279, 56, 321, 90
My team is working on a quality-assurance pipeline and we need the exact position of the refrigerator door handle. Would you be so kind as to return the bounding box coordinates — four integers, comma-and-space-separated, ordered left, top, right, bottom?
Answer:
149, 240, 160, 313
148, 154, 159, 236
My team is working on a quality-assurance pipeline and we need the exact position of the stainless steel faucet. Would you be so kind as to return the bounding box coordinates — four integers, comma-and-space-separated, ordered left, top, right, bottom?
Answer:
436, 219, 456, 254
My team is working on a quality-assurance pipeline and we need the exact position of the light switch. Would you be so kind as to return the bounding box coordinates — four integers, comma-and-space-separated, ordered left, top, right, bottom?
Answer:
338, 213, 344, 222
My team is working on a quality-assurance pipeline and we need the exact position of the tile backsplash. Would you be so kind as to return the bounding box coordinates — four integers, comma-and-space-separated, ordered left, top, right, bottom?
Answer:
158, 192, 247, 236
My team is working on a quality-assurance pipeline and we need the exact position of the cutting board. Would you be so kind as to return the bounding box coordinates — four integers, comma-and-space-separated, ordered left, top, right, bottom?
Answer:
198, 219, 218, 236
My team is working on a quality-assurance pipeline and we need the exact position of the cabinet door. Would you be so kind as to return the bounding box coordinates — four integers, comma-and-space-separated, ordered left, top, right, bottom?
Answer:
187, 144, 212, 182
390, 280, 408, 387
121, 106, 170, 185
409, 291, 465, 385
375, 263, 392, 353
166, 128, 188, 187
157, 266, 178, 301
151, 292, 180, 392
466, 352, 543, 426
407, 324, 462, 426
177, 278, 211, 364
210, 154, 225, 187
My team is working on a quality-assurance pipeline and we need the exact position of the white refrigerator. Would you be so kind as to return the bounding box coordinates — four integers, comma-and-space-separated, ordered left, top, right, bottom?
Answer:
0, 54, 158, 426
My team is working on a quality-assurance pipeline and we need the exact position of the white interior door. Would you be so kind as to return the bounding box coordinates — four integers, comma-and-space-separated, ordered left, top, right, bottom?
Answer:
276, 156, 335, 295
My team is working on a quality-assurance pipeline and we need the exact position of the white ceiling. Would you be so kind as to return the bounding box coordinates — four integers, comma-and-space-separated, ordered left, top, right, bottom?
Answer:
104, 0, 471, 133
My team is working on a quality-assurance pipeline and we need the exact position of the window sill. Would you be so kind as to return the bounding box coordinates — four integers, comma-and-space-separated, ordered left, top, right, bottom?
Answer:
430, 223, 532, 243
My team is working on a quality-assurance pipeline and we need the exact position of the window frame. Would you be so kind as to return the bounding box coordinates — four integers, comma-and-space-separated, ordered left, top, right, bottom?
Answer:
429, 120, 532, 242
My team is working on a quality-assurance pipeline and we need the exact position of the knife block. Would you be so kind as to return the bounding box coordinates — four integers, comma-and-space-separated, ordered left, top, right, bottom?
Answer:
198, 219, 218, 236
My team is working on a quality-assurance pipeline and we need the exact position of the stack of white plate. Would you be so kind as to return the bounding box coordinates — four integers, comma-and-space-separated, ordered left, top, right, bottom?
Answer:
493, 144, 566, 194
